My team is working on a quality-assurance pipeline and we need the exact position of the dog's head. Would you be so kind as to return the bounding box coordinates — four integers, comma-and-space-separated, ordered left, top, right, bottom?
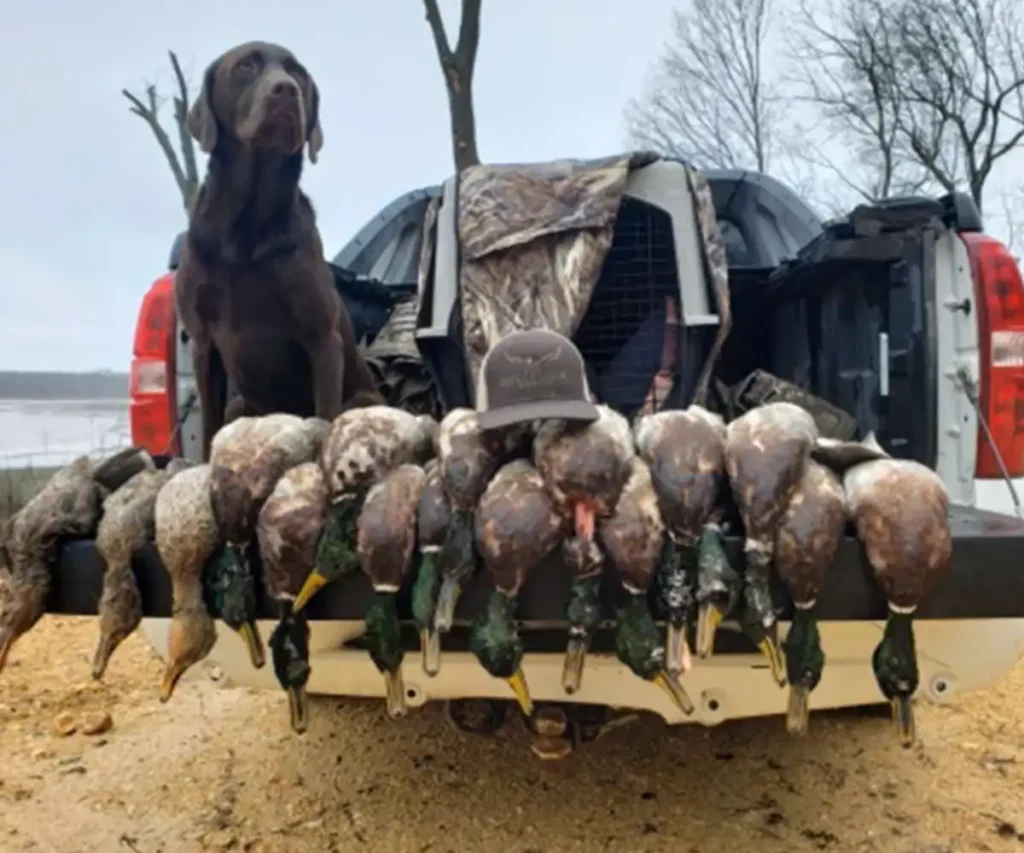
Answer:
187, 41, 324, 164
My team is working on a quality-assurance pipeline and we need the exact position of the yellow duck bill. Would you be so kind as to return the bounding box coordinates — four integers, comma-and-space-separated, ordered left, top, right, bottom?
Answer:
291, 571, 329, 615
665, 623, 693, 676
287, 685, 309, 734
786, 684, 811, 736
506, 667, 534, 717
235, 622, 266, 670
420, 626, 441, 678
654, 670, 695, 716
159, 660, 187, 703
891, 695, 916, 748
695, 601, 725, 659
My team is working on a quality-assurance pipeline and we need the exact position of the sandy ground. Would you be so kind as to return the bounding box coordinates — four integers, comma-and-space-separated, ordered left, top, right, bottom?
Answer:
0, 617, 1022, 853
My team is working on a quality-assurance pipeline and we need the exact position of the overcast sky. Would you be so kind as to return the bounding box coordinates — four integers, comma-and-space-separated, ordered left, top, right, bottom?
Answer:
0, 0, 686, 371
2, 1, 1021, 372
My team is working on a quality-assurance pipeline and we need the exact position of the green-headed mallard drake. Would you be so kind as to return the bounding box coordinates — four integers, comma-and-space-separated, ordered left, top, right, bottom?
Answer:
724, 402, 819, 686
471, 459, 566, 717
598, 456, 693, 715
432, 408, 521, 634
208, 414, 326, 669
844, 454, 952, 748
774, 459, 846, 736
292, 405, 437, 614
412, 459, 450, 676
533, 404, 634, 694
154, 463, 221, 702
92, 459, 193, 680
633, 405, 732, 673
0, 455, 103, 676
356, 463, 427, 718
256, 461, 330, 734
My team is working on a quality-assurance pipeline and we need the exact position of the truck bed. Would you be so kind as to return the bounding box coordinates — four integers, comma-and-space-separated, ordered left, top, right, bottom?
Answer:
47, 504, 1024, 632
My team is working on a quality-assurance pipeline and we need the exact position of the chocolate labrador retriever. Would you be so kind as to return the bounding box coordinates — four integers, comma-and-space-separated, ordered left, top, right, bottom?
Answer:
175, 41, 382, 459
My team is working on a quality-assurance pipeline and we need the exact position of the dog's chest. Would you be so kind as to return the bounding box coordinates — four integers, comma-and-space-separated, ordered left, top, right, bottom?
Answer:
196, 266, 297, 332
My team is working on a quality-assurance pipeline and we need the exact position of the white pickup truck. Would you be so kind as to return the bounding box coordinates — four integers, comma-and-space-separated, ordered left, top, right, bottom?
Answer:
50, 160, 1024, 738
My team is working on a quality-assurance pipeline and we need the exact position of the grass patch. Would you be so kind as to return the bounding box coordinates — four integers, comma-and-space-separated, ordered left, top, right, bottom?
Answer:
0, 466, 59, 525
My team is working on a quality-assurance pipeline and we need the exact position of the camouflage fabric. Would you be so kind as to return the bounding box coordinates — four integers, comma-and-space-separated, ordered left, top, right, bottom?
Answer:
685, 167, 731, 407
458, 153, 659, 388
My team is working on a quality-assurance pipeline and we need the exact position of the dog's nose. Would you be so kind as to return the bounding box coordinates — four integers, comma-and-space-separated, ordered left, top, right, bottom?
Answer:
272, 80, 299, 99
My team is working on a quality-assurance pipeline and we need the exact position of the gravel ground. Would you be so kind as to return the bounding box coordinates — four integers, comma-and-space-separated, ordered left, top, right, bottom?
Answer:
1, 616, 1022, 853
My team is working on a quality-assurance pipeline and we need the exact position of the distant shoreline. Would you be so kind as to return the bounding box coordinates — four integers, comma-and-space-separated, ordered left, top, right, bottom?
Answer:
0, 371, 129, 400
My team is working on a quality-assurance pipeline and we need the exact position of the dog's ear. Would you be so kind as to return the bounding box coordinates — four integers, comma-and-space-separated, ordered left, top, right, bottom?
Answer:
306, 77, 324, 165
187, 58, 221, 154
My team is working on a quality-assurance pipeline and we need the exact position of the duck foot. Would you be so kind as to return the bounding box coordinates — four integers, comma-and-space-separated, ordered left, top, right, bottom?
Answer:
445, 699, 509, 737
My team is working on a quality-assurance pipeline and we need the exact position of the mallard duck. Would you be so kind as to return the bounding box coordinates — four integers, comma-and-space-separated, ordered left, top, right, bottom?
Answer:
533, 404, 634, 694
155, 463, 221, 702
844, 455, 952, 747
598, 457, 693, 715
633, 405, 732, 673
292, 406, 437, 614
92, 459, 193, 680
775, 459, 846, 735
411, 460, 450, 676
724, 402, 819, 686
208, 414, 326, 668
0, 455, 103, 675
356, 463, 427, 718
256, 461, 330, 733
471, 459, 566, 717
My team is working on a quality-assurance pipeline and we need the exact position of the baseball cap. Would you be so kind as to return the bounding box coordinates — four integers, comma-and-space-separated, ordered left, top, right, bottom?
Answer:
475, 328, 600, 430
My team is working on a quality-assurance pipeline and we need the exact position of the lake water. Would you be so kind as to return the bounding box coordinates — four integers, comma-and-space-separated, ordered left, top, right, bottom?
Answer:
0, 397, 1019, 518
0, 399, 130, 469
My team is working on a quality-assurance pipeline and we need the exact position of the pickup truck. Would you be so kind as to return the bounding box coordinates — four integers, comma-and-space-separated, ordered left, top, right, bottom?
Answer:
47, 161, 1024, 733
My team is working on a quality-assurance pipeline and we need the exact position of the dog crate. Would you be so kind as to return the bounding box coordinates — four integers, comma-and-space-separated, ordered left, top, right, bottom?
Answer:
416, 159, 722, 414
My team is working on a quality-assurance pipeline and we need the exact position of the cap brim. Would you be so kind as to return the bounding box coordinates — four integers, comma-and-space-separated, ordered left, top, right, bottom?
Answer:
477, 399, 600, 431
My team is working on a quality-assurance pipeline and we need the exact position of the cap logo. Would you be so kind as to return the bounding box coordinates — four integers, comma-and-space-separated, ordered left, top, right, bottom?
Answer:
501, 346, 561, 367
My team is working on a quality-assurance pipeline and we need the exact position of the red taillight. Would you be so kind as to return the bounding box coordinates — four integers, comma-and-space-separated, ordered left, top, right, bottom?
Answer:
129, 273, 179, 455
960, 232, 1024, 478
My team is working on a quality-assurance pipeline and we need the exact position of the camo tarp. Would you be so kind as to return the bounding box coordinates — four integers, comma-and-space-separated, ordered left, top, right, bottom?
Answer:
456, 153, 731, 403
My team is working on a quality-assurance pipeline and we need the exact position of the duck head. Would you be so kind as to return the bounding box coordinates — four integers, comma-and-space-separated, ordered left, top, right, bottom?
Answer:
203, 545, 265, 669
292, 496, 361, 614
364, 592, 407, 719
783, 607, 825, 736
269, 609, 311, 733
160, 601, 217, 702
872, 611, 918, 748
615, 596, 694, 715
469, 591, 533, 716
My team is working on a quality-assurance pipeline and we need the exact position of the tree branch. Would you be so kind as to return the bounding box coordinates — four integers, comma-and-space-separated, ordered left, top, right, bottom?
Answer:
122, 84, 191, 211
168, 50, 199, 210
455, 0, 482, 74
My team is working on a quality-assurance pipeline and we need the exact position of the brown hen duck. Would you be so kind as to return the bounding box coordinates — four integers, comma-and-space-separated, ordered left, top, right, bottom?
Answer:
471, 459, 566, 717
533, 404, 634, 694
356, 463, 427, 718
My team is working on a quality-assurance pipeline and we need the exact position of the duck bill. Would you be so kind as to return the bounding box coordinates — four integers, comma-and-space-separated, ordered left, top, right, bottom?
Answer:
654, 670, 695, 716
384, 668, 408, 719
756, 624, 787, 687
420, 627, 441, 678
506, 667, 534, 717
235, 622, 266, 670
696, 601, 724, 659
433, 576, 462, 634
292, 572, 329, 615
665, 623, 693, 676
786, 684, 811, 736
159, 660, 187, 703
287, 684, 309, 734
891, 695, 915, 748
91, 635, 117, 681
561, 635, 590, 695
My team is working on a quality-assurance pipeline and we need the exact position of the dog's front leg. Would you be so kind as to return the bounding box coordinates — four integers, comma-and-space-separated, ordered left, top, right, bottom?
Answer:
192, 340, 228, 461
308, 332, 344, 423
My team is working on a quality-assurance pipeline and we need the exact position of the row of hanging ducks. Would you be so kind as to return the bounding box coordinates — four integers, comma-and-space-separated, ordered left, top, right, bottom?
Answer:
0, 400, 952, 748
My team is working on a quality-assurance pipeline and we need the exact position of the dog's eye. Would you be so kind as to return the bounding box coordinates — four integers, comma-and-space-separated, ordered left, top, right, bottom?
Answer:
237, 54, 263, 76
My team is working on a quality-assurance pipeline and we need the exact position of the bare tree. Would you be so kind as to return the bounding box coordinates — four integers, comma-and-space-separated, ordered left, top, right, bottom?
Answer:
422, 0, 482, 171
122, 51, 200, 212
796, 0, 1024, 214
790, 0, 934, 203
624, 0, 778, 173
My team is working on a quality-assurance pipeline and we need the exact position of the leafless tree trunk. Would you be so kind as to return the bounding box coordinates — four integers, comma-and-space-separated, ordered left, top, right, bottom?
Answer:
122, 51, 200, 213
624, 0, 778, 173
795, 0, 1024, 215
422, 0, 482, 172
